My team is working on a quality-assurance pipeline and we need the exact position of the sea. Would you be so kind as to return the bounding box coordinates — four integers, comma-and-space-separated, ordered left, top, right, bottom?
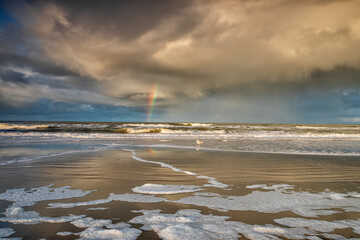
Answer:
0, 121, 359, 239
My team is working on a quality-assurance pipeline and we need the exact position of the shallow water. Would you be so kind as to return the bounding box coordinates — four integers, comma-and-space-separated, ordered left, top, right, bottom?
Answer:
0, 142, 359, 239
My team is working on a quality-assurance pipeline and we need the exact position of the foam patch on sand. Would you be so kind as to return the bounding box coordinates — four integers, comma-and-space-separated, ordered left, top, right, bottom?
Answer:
132, 184, 203, 195
1, 183, 359, 239
55, 217, 141, 240
126, 149, 228, 189
129, 209, 335, 240
176, 189, 360, 217
75, 227, 141, 240
0, 185, 141, 239
86, 207, 109, 211
72, 217, 141, 240
0, 228, 15, 238
193, 192, 222, 197
57, 231, 72, 236
47, 184, 360, 219
274, 217, 360, 234
49, 193, 167, 209
0, 185, 92, 208
0, 185, 92, 225
1, 207, 84, 225
246, 184, 294, 191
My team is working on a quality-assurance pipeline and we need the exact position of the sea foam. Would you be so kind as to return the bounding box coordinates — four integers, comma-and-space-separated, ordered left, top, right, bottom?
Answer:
175, 189, 360, 217
126, 149, 228, 189
0, 185, 91, 225
129, 209, 358, 240
0, 228, 18, 239
59, 217, 142, 240
132, 183, 203, 194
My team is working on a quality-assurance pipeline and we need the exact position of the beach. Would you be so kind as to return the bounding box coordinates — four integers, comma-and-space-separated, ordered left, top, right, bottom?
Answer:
0, 122, 360, 239
2, 0, 360, 238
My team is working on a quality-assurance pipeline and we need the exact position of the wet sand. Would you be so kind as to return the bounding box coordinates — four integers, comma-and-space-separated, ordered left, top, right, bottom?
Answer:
0, 147, 359, 239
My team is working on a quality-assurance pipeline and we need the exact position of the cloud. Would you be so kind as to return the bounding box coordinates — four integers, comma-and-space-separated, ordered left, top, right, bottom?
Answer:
0, 69, 126, 107
0, 98, 148, 122
1, 0, 360, 122
339, 117, 360, 123
4, 0, 358, 101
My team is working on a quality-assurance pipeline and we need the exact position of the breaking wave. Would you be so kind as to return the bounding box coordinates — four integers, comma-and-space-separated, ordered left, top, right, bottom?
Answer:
2, 121, 360, 138
2, 121, 360, 156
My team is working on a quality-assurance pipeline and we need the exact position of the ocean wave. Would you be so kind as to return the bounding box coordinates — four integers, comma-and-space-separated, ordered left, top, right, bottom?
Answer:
2, 122, 360, 136
2, 122, 360, 156
0, 123, 49, 130
2, 129, 360, 139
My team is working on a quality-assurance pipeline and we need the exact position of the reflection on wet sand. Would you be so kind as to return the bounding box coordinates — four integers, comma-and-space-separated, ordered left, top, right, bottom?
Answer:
0, 147, 359, 239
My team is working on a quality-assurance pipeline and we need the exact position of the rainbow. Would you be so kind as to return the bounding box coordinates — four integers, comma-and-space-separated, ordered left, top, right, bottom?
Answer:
147, 147, 157, 156
147, 83, 159, 122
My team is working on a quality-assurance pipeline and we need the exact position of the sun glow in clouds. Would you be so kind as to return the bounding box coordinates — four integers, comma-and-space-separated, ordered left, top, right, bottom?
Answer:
147, 83, 159, 122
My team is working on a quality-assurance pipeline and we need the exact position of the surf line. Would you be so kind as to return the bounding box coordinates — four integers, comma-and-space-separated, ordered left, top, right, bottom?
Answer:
124, 149, 228, 189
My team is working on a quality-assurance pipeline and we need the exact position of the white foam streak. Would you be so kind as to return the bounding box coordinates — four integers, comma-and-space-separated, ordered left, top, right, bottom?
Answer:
48, 193, 166, 209
0, 145, 117, 166
137, 143, 360, 156
132, 184, 203, 194
57, 231, 72, 236
86, 207, 109, 211
0, 150, 89, 166
246, 184, 294, 191
126, 149, 227, 189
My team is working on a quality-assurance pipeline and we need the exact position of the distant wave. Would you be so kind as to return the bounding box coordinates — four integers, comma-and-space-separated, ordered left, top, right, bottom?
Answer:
0, 123, 49, 130
2, 122, 360, 141
2, 129, 360, 139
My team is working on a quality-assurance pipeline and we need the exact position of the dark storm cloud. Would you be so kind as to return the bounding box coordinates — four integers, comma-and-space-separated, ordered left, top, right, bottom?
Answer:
45, 0, 198, 41
1, 0, 360, 122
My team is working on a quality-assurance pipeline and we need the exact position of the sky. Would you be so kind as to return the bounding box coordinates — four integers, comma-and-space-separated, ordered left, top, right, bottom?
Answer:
0, 0, 360, 123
